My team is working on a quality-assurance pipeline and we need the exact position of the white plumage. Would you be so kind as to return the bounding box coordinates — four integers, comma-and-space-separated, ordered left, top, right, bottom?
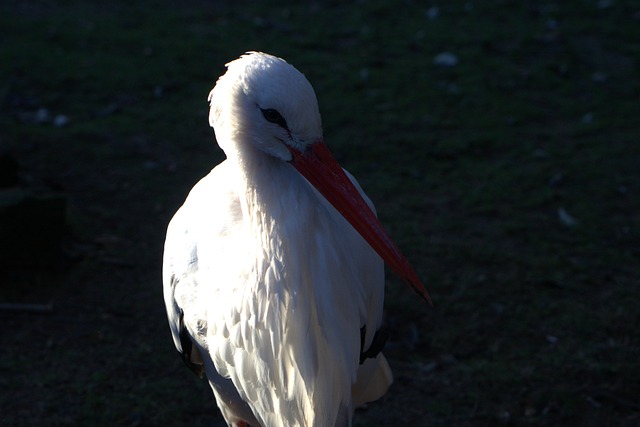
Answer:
163, 52, 429, 427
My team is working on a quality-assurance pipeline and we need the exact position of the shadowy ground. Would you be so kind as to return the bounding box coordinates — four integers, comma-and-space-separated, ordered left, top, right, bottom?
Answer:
1, 1, 639, 426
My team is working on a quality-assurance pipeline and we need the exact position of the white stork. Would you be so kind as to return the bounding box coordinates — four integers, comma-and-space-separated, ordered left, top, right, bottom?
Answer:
163, 52, 430, 427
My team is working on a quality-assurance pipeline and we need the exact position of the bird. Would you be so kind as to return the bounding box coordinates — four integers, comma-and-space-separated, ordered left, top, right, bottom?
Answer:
162, 52, 430, 427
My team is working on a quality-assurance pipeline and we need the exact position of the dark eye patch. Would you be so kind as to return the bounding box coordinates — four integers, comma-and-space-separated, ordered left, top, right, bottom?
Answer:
261, 108, 289, 130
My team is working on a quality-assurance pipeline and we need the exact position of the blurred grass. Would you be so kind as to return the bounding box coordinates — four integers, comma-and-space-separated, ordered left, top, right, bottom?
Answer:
1, 0, 639, 426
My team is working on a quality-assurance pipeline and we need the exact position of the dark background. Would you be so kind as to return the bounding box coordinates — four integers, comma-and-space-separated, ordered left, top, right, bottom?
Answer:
1, 1, 638, 426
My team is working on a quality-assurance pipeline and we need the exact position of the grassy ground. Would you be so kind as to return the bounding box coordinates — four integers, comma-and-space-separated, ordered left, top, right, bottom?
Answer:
1, 1, 638, 426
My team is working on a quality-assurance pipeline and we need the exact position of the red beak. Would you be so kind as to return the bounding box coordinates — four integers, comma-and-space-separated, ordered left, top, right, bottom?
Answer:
289, 140, 432, 305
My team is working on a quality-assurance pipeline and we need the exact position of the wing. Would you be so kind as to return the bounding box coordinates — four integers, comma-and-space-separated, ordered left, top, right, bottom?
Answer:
163, 161, 262, 425
163, 160, 239, 364
336, 169, 393, 410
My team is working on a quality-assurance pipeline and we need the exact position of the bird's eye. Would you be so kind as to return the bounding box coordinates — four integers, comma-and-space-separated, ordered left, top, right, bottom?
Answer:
261, 108, 289, 130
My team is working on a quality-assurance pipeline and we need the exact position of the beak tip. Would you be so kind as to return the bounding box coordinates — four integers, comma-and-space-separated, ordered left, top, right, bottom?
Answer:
424, 292, 434, 307
416, 284, 433, 306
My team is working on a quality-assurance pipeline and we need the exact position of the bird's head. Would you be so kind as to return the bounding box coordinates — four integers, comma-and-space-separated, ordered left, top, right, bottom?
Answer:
208, 51, 322, 161
207, 52, 431, 304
